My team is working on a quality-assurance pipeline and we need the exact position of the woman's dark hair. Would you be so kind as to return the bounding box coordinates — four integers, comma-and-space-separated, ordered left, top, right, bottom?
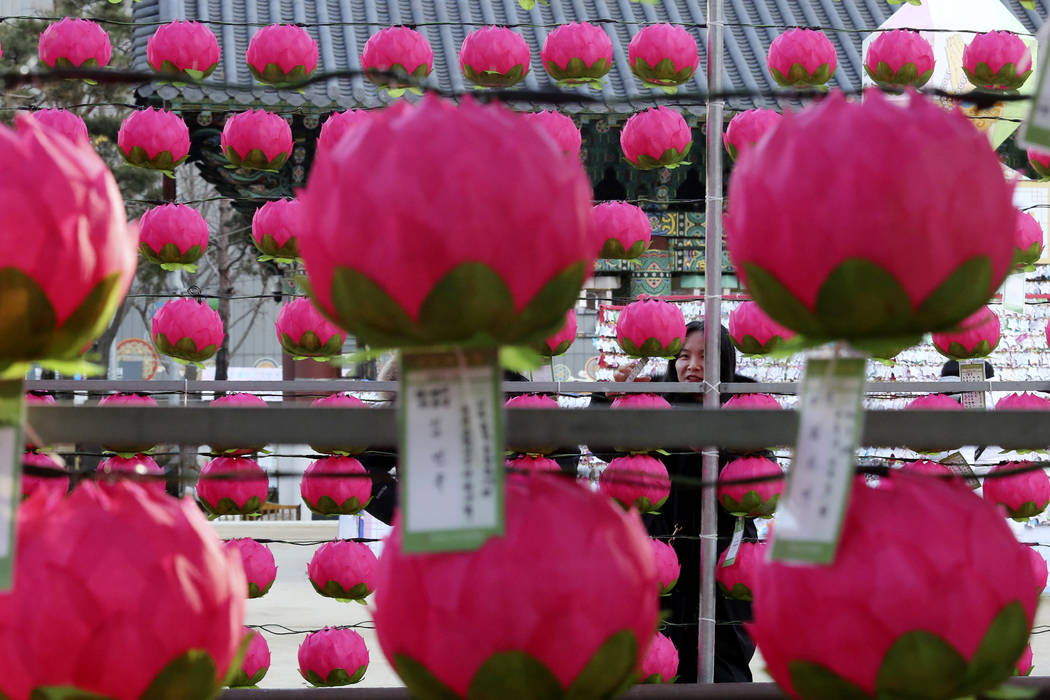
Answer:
661, 320, 738, 386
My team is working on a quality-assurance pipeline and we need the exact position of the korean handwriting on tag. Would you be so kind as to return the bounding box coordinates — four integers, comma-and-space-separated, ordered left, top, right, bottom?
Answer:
958, 361, 987, 410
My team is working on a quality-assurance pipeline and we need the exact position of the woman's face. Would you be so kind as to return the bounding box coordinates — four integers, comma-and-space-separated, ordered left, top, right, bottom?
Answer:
674, 330, 704, 382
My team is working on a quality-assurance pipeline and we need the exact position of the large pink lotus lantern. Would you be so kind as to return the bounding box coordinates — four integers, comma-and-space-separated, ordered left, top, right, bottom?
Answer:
541, 22, 613, 88
246, 24, 319, 85
718, 456, 783, 518
24, 392, 55, 451
650, 537, 680, 595
639, 632, 679, 684
504, 393, 560, 455
723, 393, 782, 410
21, 451, 68, 500
729, 301, 796, 355
592, 201, 651, 259
301, 456, 372, 514
724, 109, 781, 161
726, 91, 1015, 344
251, 198, 301, 263
611, 393, 672, 410
361, 27, 433, 95
963, 31, 1032, 91
1014, 210, 1044, 268
864, 29, 935, 88
751, 474, 1038, 700
983, 463, 1050, 521
628, 24, 699, 92
505, 454, 562, 476
308, 540, 378, 601
1018, 645, 1034, 677
299, 95, 593, 348
22, 108, 88, 145
221, 110, 292, 171
459, 27, 531, 88
299, 627, 369, 687
276, 298, 346, 359
229, 629, 270, 687
621, 107, 692, 170
96, 455, 164, 495
717, 541, 766, 601
997, 392, 1050, 413
147, 20, 220, 80
524, 110, 582, 159
932, 306, 1000, 360
0, 481, 246, 699
316, 110, 371, 156
767, 29, 837, 88
117, 108, 190, 174
197, 456, 269, 517
224, 538, 278, 598
599, 454, 671, 513
372, 474, 659, 699
616, 297, 686, 357
536, 308, 577, 357
97, 393, 158, 459
39, 17, 112, 69
0, 116, 136, 364
137, 203, 209, 271
310, 394, 369, 455
210, 392, 268, 456
1029, 148, 1050, 180
905, 394, 964, 454
151, 297, 224, 365
1028, 546, 1048, 597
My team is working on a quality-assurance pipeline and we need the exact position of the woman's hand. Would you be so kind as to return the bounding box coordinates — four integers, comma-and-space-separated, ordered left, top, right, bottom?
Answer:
612, 361, 651, 383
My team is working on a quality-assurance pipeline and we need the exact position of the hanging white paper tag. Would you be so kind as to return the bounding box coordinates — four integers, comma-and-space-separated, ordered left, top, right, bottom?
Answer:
722, 517, 745, 567
939, 451, 981, 490
1004, 273, 1026, 314
400, 348, 503, 553
771, 354, 866, 565
958, 361, 987, 410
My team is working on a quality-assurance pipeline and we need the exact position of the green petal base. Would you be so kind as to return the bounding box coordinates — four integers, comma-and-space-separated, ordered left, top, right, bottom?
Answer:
786, 601, 1029, 700
936, 339, 997, 361
228, 665, 268, 688
249, 63, 312, 87
546, 57, 610, 86
618, 336, 683, 358
302, 663, 367, 687
462, 64, 527, 88
308, 444, 368, 457
248, 578, 275, 598
119, 144, 187, 177
630, 57, 697, 89
719, 491, 778, 518
200, 495, 263, 517
963, 62, 1032, 91
150, 59, 218, 82
600, 238, 648, 260
392, 629, 640, 700
627, 142, 691, 171
770, 63, 835, 88
613, 495, 667, 514
660, 580, 678, 596
534, 339, 572, 358
154, 332, 218, 364
717, 581, 754, 602
224, 147, 288, 172
732, 334, 788, 356
1014, 241, 1043, 268
280, 331, 344, 359
254, 234, 300, 263
640, 673, 677, 684
1004, 500, 1050, 521
140, 242, 204, 271
864, 61, 933, 88
311, 579, 372, 601
365, 63, 430, 92
742, 257, 1000, 340
303, 494, 371, 516
323, 261, 587, 348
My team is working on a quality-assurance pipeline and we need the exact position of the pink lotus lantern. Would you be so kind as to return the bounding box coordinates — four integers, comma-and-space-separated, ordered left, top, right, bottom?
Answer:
505, 394, 560, 455
963, 31, 1032, 91
221, 110, 292, 171
716, 541, 766, 601
523, 110, 582, 158
1028, 148, 1050, 180
316, 110, 372, 156
611, 393, 672, 410
137, 203, 209, 271
616, 297, 686, 357
21, 451, 67, 500
23, 109, 88, 145
932, 306, 1000, 360
650, 537, 680, 595
301, 456, 372, 515
0, 481, 246, 699
726, 91, 1015, 342
599, 454, 671, 513
251, 198, 301, 263
767, 28, 837, 88
39, 17, 112, 69
983, 462, 1050, 521
308, 540, 378, 601
372, 474, 658, 698
907, 393, 963, 411
147, 20, 220, 80
97, 455, 165, 495
864, 29, 935, 88
299, 627, 369, 687
751, 473, 1038, 700
275, 297, 346, 359
246, 24, 319, 85
592, 202, 651, 259
97, 392, 158, 455
0, 116, 136, 364
899, 460, 954, 478
24, 392, 54, 451
1028, 546, 1048, 596
197, 456, 269, 517
536, 309, 577, 356
230, 629, 271, 687
621, 107, 692, 170
209, 393, 268, 456
729, 301, 796, 355
997, 392, 1050, 412
151, 298, 224, 365
723, 109, 781, 161
628, 24, 699, 92
224, 538, 278, 598
361, 27, 433, 95
299, 95, 593, 348
723, 393, 782, 410
639, 632, 679, 684
1014, 211, 1044, 268
718, 456, 783, 518
117, 108, 190, 174
506, 454, 562, 476
459, 27, 531, 88
310, 394, 369, 455
541, 22, 613, 88
1018, 645, 1034, 676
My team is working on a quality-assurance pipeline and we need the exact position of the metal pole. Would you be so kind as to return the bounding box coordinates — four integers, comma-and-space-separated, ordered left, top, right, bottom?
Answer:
701, 0, 725, 684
